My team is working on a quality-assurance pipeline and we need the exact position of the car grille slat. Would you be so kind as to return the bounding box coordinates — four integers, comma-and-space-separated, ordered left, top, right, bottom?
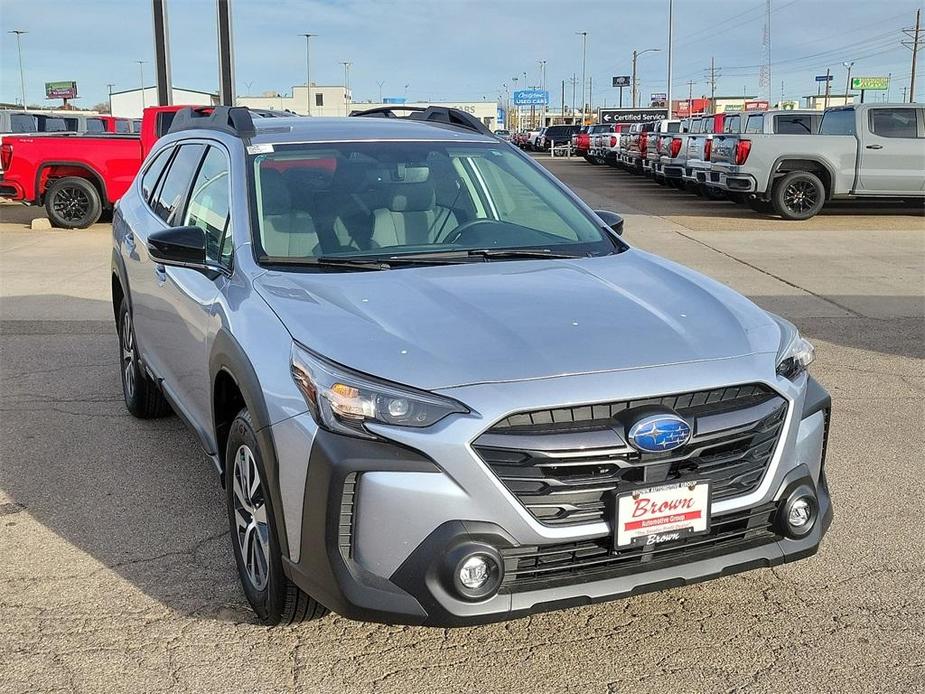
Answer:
474, 384, 787, 527
502, 504, 780, 589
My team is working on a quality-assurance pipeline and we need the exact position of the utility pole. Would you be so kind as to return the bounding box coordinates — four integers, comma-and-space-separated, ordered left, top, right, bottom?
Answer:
135, 60, 147, 108
632, 48, 660, 108
561, 79, 566, 122
341, 61, 352, 115
823, 67, 831, 108
377, 80, 385, 103
107, 83, 115, 114
8, 30, 27, 106
577, 32, 588, 122
538, 59, 547, 127
843, 61, 854, 104
667, 0, 674, 117
902, 8, 922, 103
589, 76, 593, 118
300, 33, 316, 115
569, 74, 577, 118
705, 56, 720, 113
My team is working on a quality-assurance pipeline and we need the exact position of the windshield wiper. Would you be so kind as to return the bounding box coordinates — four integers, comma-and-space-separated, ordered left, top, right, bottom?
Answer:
261, 255, 391, 271
467, 248, 586, 260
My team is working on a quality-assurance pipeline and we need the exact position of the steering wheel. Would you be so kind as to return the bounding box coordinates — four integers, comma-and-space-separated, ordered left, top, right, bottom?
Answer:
436, 219, 492, 245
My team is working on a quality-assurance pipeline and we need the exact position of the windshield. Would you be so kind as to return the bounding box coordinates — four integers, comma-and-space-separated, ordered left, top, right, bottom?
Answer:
250, 141, 617, 264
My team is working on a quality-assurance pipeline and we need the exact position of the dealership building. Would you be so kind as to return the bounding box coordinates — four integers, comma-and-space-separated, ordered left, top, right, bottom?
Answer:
110, 86, 218, 118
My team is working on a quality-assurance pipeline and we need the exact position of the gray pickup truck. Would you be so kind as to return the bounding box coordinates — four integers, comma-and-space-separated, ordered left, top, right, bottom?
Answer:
710, 103, 925, 219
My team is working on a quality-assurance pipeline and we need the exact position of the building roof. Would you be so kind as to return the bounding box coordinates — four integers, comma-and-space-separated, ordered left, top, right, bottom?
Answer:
110, 85, 217, 97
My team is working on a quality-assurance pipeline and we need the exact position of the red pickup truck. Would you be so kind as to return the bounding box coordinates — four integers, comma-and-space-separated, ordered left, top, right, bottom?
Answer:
0, 106, 184, 228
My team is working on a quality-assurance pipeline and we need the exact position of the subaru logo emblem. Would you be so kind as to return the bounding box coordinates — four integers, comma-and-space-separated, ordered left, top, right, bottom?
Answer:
627, 414, 692, 453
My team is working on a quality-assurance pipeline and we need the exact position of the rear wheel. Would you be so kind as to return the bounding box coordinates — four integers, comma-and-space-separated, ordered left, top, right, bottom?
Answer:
117, 298, 171, 418
772, 171, 825, 220
45, 176, 102, 229
226, 409, 328, 625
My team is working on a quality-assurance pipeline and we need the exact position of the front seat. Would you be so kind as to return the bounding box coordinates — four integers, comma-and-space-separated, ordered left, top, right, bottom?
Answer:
258, 169, 318, 257
371, 181, 456, 249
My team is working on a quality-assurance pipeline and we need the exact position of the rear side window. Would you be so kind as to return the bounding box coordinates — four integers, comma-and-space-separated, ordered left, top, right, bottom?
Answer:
141, 147, 174, 201
745, 114, 764, 133
775, 115, 814, 134
869, 108, 919, 138
690, 119, 703, 134
819, 109, 856, 135
702, 118, 714, 134
39, 117, 66, 132
150, 144, 206, 223
724, 115, 741, 133
85, 118, 105, 133
9, 114, 37, 133
183, 146, 232, 266
131, 120, 142, 133
115, 119, 132, 134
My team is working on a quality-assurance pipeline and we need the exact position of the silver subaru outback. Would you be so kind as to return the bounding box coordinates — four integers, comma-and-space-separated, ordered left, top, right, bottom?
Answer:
111, 106, 832, 626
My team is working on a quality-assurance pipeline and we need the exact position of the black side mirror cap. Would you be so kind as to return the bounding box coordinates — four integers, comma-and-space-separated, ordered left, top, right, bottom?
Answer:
147, 225, 208, 268
594, 210, 624, 236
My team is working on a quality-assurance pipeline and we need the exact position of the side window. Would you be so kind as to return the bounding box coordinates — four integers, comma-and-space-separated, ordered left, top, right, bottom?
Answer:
115, 119, 132, 134
745, 115, 764, 133
150, 144, 206, 223
183, 146, 232, 266
315, 93, 324, 107
156, 111, 177, 137
10, 114, 37, 133
819, 109, 856, 135
724, 115, 740, 133
869, 108, 918, 138
132, 120, 142, 133
85, 118, 105, 133
141, 147, 174, 202
775, 115, 813, 134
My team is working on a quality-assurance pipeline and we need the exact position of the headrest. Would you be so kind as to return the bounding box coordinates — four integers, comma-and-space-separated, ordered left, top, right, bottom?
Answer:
389, 182, 435, 212
259, 168, 291, 216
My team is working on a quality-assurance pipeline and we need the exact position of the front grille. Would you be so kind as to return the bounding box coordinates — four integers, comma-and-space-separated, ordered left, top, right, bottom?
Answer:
474, 384, 787, 527
501, 503, 780, 591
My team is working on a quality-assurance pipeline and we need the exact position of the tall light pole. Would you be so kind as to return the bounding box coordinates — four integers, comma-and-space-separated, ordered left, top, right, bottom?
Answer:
107, 83, 115, 114
377, 81, 385, 102
538, 59, 547, 127
632, 48, 660, 108
843, 61, 855, 104
135, 60, 147, 108
300, 33, 316, 116
8, 30, 27, 106
666, 0, 674, 116
341, 61, 352, 115
576, 32, 588, 119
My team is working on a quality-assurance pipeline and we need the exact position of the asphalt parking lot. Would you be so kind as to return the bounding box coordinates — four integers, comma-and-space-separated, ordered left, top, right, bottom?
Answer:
1, 162, 923, 694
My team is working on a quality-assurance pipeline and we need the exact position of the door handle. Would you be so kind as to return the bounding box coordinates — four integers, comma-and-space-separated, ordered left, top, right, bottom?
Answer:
865, 144, 883, 150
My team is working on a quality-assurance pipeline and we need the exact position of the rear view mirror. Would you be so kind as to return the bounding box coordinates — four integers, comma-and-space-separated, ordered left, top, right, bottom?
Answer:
147, 225, 207, 268
594, 210, 624, 236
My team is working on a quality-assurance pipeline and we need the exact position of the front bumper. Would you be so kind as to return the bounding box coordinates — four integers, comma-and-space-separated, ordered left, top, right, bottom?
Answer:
279, 371, 833, 627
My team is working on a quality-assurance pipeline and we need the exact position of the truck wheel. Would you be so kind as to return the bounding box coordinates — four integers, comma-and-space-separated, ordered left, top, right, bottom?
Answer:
45, 177, 103, 229
226, 409, 328, 626
117, 297, 171, 418
772, 171, 825, 220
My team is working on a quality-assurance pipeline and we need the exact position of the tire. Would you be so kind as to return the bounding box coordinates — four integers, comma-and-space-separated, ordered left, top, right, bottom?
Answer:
771, 171, 825, 220
117, 297, 171, 419
45, 176, 103, 229
746, 197, 774, 214
226, 409, 328, 626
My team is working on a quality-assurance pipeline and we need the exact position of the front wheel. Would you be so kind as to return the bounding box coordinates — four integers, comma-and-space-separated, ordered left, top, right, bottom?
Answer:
45, 176, 103, 229
226, 409, 328, 626
772, 171, 825, 220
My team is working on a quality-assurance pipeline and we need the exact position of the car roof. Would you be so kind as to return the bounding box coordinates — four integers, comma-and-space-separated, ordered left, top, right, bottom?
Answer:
247, 115, 497, 145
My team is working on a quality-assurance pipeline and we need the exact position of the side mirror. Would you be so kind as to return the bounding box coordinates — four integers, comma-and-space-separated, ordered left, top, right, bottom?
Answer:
594, 210, 624, 236
147, 225, 208, 268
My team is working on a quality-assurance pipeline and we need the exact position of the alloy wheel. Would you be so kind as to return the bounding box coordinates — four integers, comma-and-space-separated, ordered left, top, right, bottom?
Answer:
53, 186, 91, 223
120, 311, 136, 400
232, 444, 271, 591
783, 180, 819, 214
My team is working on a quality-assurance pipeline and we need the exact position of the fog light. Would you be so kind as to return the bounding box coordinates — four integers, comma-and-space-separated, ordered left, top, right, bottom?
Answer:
788, 498, 812, 528
458, 555, 490, 589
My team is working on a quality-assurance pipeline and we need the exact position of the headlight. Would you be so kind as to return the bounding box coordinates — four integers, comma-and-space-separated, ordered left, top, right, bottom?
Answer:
770, 314, 815, 380
291, 343, 468, 438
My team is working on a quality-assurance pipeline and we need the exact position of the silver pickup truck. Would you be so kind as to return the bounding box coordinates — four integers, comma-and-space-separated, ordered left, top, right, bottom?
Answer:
710, 103, 925, 219
644, 119, 682, 179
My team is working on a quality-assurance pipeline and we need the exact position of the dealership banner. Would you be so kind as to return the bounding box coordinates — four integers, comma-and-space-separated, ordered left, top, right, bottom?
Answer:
851, 76, 889, 91
45, 81, 78, 99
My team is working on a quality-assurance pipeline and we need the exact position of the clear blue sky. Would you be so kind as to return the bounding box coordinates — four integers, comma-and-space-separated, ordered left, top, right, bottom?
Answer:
2, 0, 922, 108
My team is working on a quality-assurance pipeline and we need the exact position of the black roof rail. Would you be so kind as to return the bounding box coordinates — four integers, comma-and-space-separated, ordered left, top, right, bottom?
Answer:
167, 106, 259, 138
348, 105, 494, 137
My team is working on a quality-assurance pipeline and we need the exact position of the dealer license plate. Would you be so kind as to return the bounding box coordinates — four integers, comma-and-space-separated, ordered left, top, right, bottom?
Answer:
615, 481, 711, 549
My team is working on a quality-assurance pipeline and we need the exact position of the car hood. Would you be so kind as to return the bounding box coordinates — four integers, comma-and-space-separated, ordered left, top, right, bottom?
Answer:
254, 250, 779, 391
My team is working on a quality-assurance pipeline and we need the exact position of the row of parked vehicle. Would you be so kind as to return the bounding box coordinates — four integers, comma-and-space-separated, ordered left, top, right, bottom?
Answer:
545, 103, 925, 220
0, 109, 141, 135
511, 124, 582, 152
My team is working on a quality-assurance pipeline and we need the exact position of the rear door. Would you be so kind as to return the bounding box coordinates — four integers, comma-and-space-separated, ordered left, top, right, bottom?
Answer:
857, 107, 925, 194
